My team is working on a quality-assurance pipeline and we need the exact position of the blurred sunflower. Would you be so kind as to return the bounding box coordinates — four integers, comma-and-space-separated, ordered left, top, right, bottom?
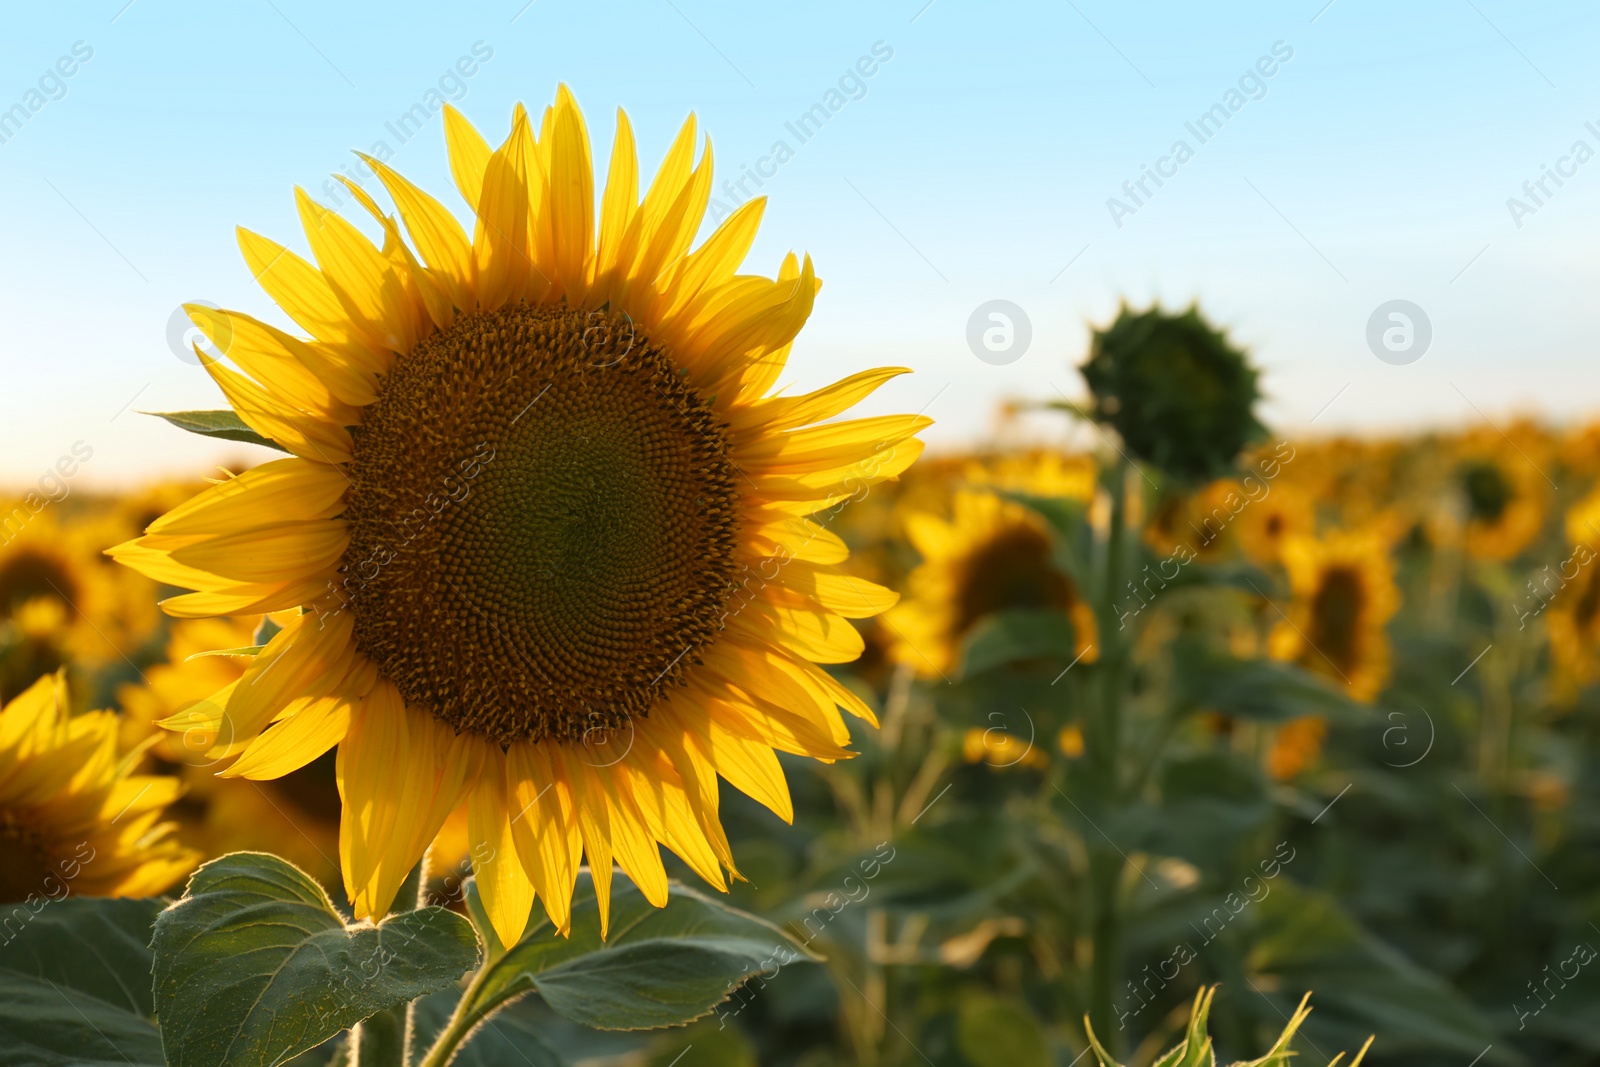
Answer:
888, 490, 1096, 677
960, 726, 1046, 770
0, 502, 161, 699
0, 672, 195, 903
110, 87, 927, 945
964, 448, 1095, 500
1141, 480, 1234, 562
1545, 491, 1600, 703
1266, 715, 1327, 780
117, 615, 343, 884
1452, 433, 1549, 561
1270, 528, 1399, 701
1235, 483, 1314, 568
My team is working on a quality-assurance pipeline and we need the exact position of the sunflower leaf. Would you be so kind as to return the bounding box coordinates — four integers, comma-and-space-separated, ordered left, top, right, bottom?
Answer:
146, 409, 290, 452
151, 852, 481, 1067
0, 896, 167, 1067
455, 871, 818, 1037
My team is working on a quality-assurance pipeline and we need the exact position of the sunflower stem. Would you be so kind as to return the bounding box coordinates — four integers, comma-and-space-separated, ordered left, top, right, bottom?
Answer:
1086, 456, 1132, 1052
416, 944, 532, 1067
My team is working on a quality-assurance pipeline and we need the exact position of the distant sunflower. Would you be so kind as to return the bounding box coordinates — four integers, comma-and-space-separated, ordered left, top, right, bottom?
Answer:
0, 672, 195, 903
1270, 529, 1399, 701
1453, 434, 1549, 561
0, 504, 161, 697
1142, 480, 1234, 562
1236, 483, 1313, 568
1266, 715, 1327, 780
110, 87, 926, 945
1545, 490, 1600, 703
888, 490, 1096, 677
117, 616, 342, 884
964, 449, 1096, 500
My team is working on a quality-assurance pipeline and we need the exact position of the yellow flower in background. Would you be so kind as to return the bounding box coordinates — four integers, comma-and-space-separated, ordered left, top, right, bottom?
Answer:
1544, 490, 1600, 703
110, 87, 927, 945
0, 672, 195, 903
1236, 482, 1314, 568
960, 726, 1047, 770
964, 449, 1096, 500
0, 501, 162, 700
1270, 528, 1400, 701
1266, 715, 1327, 780
1453, 431, 1550, 562
889, 490, 1096, 678
117, 615, 343, 885
1141, 482, 1235, 562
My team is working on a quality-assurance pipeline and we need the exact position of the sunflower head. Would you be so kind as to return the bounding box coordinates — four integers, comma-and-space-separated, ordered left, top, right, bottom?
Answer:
1270, 528, 1399, 701
1450, 431, 1550, 561
890, 490, 1096, 677
111, 87, 927, 944
0, 672, 196, 903
1079, 303, 1265, 485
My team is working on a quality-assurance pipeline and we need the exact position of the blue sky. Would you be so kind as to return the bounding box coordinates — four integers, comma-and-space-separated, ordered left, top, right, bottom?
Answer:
2, 0, 1599, 485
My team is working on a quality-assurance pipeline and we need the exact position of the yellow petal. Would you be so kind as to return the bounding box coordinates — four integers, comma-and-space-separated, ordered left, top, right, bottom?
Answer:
469, 755, 536, 948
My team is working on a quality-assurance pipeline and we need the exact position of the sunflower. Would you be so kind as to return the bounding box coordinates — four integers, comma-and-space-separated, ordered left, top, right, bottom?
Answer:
110, 87, 927, 945
1269, 528, 1399, 701
1544, 490, 1600, 703
0, 499, 161, 698
0, 672, 195, 904
964, 448, 1096, 501
1266, 715, 1327, 780
960, 726, 1046, 770
117, 615, 342, 884
1235, 482, 1313, 568
1141, 480, 1235, 562
1451, 431, 1549, 562
888, 490, 1096, 677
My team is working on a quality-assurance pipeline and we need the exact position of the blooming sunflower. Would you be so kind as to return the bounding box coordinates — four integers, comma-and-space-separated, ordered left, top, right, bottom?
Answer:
117, 615, 343, 884
1544, 490, 1600, 703
888, 489, 1096, 677
0, 503, 160, 699
1265, 714, 1327, 780
109, 87, 927, 945
1269, 529, 1399, 701
1451, 431, 1549, 562
0, 672, 195, 904
963, 448, 1095, 500
1235, 482, 1313, 568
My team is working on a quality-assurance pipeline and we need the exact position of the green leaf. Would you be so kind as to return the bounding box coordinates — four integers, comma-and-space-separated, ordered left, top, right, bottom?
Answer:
152, 852, 481, 1067
1173, 646, 1364, 723
459, 871, 817, 1035
955, 994, 1051, 1067
1246, 880, 1505, 1062
0, 896, 166, 1067
960, 608, 1087, 677
147, 409, 289, 452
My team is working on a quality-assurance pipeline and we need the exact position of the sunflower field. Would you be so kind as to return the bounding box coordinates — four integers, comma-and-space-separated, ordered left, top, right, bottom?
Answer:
3, 88, 1598, 1067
